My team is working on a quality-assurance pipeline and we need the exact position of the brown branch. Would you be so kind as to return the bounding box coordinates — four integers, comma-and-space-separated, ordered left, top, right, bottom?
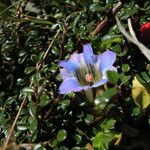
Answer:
2, 93, 30, 150
44, 95, 61, 119
59, 27, 67, 61
90, 1, 123, 36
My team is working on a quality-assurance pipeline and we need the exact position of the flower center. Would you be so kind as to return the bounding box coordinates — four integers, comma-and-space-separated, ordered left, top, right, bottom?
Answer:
85, 73, 94, 83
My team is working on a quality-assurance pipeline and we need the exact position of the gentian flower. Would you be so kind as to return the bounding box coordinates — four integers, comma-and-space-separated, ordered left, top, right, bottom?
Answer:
59, 44, 116, 99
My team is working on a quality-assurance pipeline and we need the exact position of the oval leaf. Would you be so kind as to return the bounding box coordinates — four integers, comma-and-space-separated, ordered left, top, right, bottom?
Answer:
107, 71, 119, 84
56, 129, 67, 142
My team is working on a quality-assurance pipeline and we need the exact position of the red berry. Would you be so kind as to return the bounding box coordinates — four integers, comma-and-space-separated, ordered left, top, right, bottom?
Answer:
140, 22, 150, 44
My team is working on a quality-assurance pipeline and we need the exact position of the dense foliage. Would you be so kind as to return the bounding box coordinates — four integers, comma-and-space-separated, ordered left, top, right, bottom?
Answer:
0, 0, 150, 150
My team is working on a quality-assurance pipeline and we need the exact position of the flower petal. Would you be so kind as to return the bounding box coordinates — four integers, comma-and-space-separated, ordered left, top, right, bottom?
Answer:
60, 68, 73, 80
92, 79, 108, 88
83, 44, 94, 64
78, 53, 87, 67
100, 51, 116, 71
92, 55, 97, 64
69, 52, 80, 65
59, 61, 79, 72
59, 78, 87, 94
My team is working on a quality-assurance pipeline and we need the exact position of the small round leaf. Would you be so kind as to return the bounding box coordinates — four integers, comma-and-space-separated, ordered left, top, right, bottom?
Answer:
56, 129, 67, 142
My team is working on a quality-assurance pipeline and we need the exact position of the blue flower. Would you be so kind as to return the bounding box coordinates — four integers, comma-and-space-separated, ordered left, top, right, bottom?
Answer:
59, 43, 116, 95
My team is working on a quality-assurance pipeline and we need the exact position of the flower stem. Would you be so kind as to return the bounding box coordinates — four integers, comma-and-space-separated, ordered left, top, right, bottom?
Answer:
84, 88, 94, 104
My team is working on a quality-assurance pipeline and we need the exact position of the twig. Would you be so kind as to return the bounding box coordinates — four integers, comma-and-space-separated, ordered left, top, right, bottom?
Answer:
65, 10, 84, 23
90, 1, 123, 36
0, 16, 53, 25
2, 29, 61, 150
44, 95, 61, 119
59, 27, 67, 61
116, 17, 150, 61
37, 29, 61, 70
2, 93, 30, 150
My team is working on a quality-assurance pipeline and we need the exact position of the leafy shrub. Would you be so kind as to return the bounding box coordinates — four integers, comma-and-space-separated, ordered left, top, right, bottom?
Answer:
0, 0, 150, 150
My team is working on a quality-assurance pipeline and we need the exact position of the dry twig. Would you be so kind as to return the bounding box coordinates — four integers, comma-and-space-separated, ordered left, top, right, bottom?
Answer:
90, 1, 123, 36
116, 17, 150, 61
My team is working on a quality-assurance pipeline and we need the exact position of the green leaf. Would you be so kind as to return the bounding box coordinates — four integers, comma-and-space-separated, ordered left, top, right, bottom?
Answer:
17, 123, 28, 131
101, 34, 122, 49
28, 116, 38, 132
34, 144, 43, 150
132, 107, 140, 116
90, 3, 105, 12
107, 71, 119, 84
101, 118, 116, 132
40, 93, 50, 107
102, 87, 117, 100
25, 2, 41, 14
94, 88, 117, 113
93, 132, 114, 149
56, 129, 67, 142
84, 114, 94, 123
71, 147, 86, 150
25, 67, 36, 74
122, 64, 130, 72
74, 134, 82, 145
22, 87, 34, 94
31, 73, 43, 86
54, 13, 63, 18
119, 74, 131, 84
0, 111, 7, 127
28, 102, 36, 118
95, 88, 117, 104
112, 44, 122, 53
51, 139, 58, 147
31, 54, 39, 63
118, 3, 138, 20
136, 71, 150, 88
31, 130, 38, 142
59, 99, 70, 110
